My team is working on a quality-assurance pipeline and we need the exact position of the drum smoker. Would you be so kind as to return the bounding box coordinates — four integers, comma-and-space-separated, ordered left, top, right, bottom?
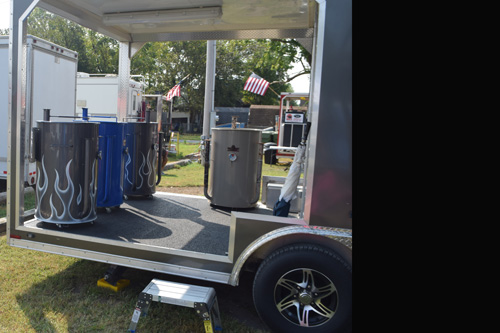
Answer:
96, 121, 127, 211
204, 128, 263, 208
32, 110, 100, 225
123, 112, 162, 198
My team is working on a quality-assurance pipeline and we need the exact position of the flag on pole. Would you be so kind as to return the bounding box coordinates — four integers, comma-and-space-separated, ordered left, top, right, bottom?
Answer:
166, 84, 181, 101
243, 72, 270, 96
165, 74, 191, 101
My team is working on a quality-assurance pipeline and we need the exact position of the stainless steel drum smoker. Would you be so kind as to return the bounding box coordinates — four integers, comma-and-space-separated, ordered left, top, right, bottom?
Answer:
204, 128, 263, 208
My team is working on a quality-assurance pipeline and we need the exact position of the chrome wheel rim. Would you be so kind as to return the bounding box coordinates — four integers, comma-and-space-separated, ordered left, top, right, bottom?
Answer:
274, 268, 337, 327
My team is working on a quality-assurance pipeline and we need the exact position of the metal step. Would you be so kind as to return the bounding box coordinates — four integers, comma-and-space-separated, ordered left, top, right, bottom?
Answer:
128, 278, 222, 332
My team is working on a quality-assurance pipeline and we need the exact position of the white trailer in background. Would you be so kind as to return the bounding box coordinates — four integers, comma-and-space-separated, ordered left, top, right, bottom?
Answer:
75, 73, 145, 121
0, 35, 77, 190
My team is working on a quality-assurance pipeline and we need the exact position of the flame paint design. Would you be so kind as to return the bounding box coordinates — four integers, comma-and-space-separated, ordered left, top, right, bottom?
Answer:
49, 160, 74, 220
146, 149, 156, 188
35, 156, 49, 215
136, 152, 145, 190
124, 149, 156, 191
124, 150, 132, 185
77, 185, 82, 205
35, 156, 97, 224
83, 159, 97, 221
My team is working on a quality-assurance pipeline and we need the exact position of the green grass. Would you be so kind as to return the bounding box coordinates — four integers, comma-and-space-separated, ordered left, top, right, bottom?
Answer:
261, 161, 294, 178
159, 162, 204, 187
159, 161, 291, 189
159, 159, 291, 188
176, 133, 202, 142
160, 133, 293, 189
166, 141, 201, 162
0, 191, 36, 219
0, 234, 268, 332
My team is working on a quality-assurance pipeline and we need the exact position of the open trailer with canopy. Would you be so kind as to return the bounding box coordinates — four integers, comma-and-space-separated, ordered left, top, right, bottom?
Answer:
6, 1, 351, 331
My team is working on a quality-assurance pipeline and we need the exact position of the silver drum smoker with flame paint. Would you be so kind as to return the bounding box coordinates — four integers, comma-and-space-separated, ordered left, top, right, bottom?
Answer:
32, 119, 100, 225
122, 117, 161, 198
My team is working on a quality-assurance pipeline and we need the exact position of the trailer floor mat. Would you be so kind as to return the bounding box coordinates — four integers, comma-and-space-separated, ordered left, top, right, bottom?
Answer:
22, 192, 289, 256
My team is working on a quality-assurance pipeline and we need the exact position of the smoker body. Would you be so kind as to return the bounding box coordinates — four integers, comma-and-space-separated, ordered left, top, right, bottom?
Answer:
97, 122, 126, 208
123, 122, 159, 197
34, 121, 100, 224
206, 128, 263, 208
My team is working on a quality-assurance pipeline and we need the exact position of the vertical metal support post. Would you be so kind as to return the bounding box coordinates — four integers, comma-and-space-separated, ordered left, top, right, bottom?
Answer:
202, 40, 216, 140
7, 0, 39, 238
303, 0, 352, 228
155, 95, 162, 133
117, 42, 145, 122
201, 40, 216, 166
117, 42, 131, 122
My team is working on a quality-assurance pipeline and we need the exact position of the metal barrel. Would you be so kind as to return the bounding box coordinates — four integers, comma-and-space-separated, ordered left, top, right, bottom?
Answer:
207, 128, 263, 208
97, 122, 126, 208
123, 122, 159, 197
34, 121, 99, 224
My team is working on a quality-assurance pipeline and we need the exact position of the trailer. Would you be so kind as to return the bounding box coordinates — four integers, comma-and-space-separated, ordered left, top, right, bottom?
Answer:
6, 1, 352, 332
0, 35, 78, 190
265, 92, 311, 163
76, 72, 145, 121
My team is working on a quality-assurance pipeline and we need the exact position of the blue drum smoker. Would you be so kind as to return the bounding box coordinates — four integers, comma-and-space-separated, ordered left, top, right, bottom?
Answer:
96, 121, 127, 211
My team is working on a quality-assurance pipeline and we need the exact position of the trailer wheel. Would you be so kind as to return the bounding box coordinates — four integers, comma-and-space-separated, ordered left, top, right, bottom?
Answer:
253, 243, 352, 333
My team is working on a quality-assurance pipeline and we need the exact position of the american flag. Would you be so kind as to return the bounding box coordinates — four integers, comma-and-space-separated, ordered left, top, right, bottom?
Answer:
243, 72, 270, 96
166, 84, 181, 101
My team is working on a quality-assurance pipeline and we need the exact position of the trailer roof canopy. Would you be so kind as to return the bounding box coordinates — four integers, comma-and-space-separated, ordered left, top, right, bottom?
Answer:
37, 0, 315, 42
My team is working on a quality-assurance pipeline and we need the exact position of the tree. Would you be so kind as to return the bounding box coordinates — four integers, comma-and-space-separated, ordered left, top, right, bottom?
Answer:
82, 30, 118, 74
239, 39, 295, 105
132, 39, 297, 124
22, 7, 308, 115
269, 39, 312, 79
26, 8, 118, 73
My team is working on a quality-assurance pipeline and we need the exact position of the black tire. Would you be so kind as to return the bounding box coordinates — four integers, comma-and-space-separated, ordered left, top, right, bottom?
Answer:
253, 243, 352, 333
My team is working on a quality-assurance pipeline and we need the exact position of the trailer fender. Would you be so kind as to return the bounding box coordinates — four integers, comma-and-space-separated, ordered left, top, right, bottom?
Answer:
228, 225, 351, 286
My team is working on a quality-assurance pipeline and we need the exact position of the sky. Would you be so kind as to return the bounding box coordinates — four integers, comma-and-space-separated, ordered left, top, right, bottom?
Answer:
0, 0, 9, 31
0, 1, 309, 92
289, 61, 310, 93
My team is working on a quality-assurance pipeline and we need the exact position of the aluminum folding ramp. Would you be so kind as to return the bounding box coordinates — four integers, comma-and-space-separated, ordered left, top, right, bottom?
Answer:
128, 278, 222, 332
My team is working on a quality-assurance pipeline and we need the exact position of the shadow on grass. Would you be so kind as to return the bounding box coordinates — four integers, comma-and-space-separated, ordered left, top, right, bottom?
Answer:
15, 259, 269, 332
15, 259, 142, 332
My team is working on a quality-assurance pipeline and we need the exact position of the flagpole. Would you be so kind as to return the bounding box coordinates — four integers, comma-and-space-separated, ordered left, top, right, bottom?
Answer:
169, 97, 173, 133
267, 85, 281, 98
178, 73, 191, 84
